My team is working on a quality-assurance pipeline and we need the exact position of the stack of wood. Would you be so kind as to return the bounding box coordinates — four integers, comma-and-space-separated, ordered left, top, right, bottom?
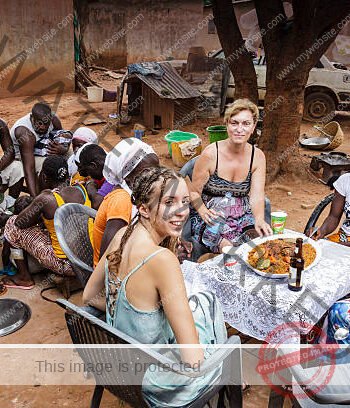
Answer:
91, 65, 126, 79
75, 63, 100, 95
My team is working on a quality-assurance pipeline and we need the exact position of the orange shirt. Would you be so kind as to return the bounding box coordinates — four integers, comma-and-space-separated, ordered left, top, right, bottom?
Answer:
93, 188, 132, 266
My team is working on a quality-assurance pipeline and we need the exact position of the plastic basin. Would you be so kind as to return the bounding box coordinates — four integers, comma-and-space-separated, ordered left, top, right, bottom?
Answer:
87, 86, 103, 103
164, 131, 198, 156
206, 125, 228, 143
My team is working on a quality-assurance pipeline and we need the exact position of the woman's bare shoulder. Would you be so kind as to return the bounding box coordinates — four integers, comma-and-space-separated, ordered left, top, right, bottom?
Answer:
253, 145, 265, 157
252, 145, 266, 165
194, 144, 216, 172
201, 142, 216, 158
147, 248, 182, 277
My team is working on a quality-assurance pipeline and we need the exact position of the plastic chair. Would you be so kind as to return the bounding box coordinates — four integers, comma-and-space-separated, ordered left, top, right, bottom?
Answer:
56, 298, 243, 408
303, 193, 334, 234
268, 345, 350, 407
54, 203, 96, 287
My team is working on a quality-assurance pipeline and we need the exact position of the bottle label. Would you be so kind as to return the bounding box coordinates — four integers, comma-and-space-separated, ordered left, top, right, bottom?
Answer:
289, 266, 297, 282
296, 268, 303, 287
202, 219, 225, 247
288, 266, 303, 289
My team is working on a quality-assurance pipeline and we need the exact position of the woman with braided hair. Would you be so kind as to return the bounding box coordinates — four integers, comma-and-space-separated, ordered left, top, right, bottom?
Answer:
2, 155, 94, 289
84, 166, 227, 407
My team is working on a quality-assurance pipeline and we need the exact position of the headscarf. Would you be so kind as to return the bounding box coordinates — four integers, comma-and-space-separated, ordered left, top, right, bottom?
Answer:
68, 128, 98, 177
103, 137, 156, 194
72, 127, 98, 144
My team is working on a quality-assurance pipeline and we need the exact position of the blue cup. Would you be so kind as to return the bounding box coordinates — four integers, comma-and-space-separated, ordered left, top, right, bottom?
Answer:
134, 129, 144, 140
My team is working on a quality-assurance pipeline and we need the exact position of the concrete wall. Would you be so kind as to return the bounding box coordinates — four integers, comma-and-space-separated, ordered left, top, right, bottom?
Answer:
76, 0, 265, 69
77, 0, 212, 68
76, 0, 127, 68
126, 0, 204, 63
0, 0, 75, 98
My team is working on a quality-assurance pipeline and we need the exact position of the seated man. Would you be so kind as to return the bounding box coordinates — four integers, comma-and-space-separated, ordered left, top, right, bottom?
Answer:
0, 119, 24, 201
0, 195, 33, 276
311, 172, 350, 245
77, 139, 159, 266
10, 102, 71, 197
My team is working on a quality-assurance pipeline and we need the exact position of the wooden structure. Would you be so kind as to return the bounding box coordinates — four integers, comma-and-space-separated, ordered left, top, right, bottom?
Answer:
119, 62, 201, 129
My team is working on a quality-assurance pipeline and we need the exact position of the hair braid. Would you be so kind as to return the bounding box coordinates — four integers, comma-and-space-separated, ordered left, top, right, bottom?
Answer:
107, 215, 138, 279
107, 166, 181, 279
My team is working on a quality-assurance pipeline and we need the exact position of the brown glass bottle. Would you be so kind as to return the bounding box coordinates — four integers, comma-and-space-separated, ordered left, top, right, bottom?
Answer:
288, 238, 304, 291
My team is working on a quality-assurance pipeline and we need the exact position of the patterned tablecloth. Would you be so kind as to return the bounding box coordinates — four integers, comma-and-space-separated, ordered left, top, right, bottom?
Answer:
182, 237, 350, 343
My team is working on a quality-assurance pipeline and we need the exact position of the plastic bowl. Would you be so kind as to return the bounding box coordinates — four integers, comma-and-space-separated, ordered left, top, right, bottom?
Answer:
164, 131, 198, 156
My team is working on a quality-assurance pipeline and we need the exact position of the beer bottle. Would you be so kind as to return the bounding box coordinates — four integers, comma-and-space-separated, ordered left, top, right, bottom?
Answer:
288, 238, 304, 291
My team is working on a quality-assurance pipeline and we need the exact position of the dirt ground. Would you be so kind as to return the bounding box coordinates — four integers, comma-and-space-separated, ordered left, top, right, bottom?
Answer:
1, 90, 350, 407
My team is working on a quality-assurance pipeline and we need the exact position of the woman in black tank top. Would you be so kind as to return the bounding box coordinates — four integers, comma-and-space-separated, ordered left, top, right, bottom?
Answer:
190, 99, 272, 253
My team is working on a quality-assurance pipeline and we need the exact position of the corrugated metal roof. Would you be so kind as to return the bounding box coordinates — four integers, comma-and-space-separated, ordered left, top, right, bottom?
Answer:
127, 62, 201, 100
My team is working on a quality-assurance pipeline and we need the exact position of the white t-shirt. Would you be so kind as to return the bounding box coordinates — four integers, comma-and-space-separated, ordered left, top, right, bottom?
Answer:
10, 113, 54, 158
333, 173, 350, 235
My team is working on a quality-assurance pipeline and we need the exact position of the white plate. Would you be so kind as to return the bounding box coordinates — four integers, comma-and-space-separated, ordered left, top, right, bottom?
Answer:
222, 233, 322, 279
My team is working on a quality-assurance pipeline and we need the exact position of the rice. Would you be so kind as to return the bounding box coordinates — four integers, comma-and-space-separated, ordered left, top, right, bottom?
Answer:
247, 239, 316, 274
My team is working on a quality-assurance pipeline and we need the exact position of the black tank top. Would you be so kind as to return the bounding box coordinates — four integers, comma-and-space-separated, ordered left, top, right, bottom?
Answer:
202, 142, 254, 198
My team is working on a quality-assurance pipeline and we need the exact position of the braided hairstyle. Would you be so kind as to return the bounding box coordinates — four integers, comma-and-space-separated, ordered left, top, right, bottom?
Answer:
107, 166, 181, 279
41, 155, 68, 182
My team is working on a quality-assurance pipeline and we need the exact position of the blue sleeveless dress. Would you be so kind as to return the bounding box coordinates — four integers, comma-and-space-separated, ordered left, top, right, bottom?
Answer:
105, 248, 226, 407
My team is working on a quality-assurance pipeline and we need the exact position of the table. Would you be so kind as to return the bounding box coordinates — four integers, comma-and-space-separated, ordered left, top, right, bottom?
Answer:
182, 237, 350, 343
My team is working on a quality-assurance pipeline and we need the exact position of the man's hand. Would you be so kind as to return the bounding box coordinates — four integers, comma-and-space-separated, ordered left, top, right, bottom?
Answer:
307, 226, 323, 240
47, 141, 67, 155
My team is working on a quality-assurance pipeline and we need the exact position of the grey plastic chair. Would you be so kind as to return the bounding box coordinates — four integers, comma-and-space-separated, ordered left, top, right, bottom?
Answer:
54, 203, 96, 287
56, 298, 243, 408
268, 346, 350, 407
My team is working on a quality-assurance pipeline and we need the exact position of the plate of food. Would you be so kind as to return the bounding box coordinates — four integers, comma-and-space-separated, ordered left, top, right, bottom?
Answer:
223, 233, 322, 278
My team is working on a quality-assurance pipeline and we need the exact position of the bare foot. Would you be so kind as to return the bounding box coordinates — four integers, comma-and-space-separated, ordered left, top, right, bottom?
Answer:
1, 276, 35, 290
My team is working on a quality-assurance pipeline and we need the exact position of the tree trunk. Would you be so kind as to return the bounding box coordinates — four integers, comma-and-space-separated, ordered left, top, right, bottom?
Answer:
260, 72, 308, 180
212, 0, 258, 103
254, 0, 350, 180
213, 0, 350, 180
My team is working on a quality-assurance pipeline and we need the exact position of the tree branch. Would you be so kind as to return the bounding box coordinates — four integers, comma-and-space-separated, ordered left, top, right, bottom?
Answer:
314, 0, 350, 28
254, 0, 287, 60
301, 1, 350, 71
292, 0, 317, 28
212, 0, 258, 103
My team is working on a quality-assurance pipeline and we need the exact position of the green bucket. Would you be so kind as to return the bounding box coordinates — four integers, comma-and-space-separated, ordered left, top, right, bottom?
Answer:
164, 131, 198, 156
206, 125, 228, 143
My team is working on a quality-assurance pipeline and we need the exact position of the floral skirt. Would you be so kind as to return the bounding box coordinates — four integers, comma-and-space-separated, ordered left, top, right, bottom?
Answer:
190, 194, 255, 253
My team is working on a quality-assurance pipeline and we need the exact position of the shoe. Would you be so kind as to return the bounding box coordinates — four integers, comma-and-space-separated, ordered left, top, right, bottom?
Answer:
0, 264, 17, 276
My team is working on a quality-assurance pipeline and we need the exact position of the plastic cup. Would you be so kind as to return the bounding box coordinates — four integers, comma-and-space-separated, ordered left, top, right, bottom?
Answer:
134, 129, 144, 140
271, 211, 287, 234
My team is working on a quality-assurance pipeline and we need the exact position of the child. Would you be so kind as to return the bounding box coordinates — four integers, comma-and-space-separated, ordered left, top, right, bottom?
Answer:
0, 196, 33, 276
34, 129, 72, 157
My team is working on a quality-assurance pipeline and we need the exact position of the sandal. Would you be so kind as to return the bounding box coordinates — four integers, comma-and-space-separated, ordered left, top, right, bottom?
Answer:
242, 382, 251, 393
2, 277, 35, 290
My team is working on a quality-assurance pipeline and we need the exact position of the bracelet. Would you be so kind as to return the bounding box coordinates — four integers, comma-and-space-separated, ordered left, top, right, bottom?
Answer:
85, 180, 95, 187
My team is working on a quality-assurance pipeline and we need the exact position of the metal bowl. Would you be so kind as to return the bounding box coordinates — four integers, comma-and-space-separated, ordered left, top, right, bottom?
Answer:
299, 136, 331, 150
0, 299, 31, 337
